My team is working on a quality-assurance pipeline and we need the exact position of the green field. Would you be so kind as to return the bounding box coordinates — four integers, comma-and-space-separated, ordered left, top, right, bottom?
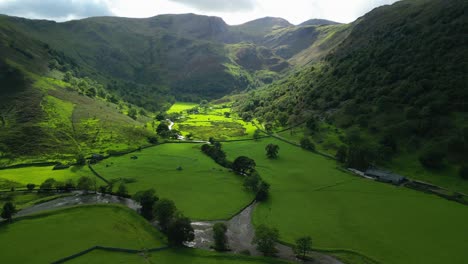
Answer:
0, 205, 165, 264
223, 139, 468, 264
69, 248, 290, 264
0, 166, 95, 189
167, 102, 199, 113
93, 143, 253, 220
168, 102, 257, 140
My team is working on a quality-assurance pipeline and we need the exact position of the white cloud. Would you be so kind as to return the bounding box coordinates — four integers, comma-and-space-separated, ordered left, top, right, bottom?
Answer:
0, 0, 400, 24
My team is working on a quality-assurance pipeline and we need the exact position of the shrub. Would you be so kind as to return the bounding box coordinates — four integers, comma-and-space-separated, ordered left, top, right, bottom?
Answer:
300, 138, 315, 151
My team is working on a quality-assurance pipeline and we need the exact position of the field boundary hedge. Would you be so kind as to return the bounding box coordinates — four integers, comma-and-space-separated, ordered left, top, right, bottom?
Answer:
51, 245, 170, 263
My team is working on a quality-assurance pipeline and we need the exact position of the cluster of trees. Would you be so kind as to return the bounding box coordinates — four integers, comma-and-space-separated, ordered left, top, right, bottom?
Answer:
201, 139, 230, 167
134, 189, 194, 246
252, 224, 312, 259
156, 123, 179, 139
201, 141, 270, 201
232, 0, 467, 175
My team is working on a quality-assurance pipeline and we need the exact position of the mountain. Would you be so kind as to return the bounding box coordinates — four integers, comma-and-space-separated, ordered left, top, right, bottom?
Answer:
299, 19, 340, 26
234, 0, 467, 180
0, 14, 344, 101
0, 13, 347, 163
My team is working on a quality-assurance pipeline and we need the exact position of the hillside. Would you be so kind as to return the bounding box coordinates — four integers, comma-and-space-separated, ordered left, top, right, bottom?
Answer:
234, 0, 468, 190
0, 14, 344, 101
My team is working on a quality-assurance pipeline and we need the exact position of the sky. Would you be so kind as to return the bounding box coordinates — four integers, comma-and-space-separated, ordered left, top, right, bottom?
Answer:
0, 0, 400, 25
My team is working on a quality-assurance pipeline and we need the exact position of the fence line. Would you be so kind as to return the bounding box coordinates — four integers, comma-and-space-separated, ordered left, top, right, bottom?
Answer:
51, 246, 170, 263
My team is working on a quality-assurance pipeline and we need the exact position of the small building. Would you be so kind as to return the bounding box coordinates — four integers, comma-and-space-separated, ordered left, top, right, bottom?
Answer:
365, 168, 406, 185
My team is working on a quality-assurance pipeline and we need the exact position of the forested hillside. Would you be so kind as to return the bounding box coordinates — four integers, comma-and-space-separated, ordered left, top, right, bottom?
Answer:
234, 0, 467, 186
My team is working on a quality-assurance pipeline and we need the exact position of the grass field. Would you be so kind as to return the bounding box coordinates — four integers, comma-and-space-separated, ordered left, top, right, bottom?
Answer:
167, 102, 199, 113
0, 205, 165, 264
68, 248, 290, 264
168, 102, 257, 140
223, 139, 468, 264
93, 143, 253, 220
0, 165, 95, 189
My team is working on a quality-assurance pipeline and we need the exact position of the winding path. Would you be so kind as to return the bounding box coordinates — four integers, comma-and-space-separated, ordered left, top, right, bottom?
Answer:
189, 203, 344, 264
14, 194, 342, 264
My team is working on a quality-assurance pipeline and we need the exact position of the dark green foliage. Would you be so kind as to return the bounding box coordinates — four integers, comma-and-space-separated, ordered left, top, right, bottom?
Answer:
252, 225, 279, 256
232, 156, 256, 175
116, 183, 129, 197
213, 222, 228, 251
243, 171, 261, 191
39, 178, 56, 192
459, 165, 468, 180
167, 214, 195, 246
1, 202, 17, 223
75, 154, 86, 166
253, 129, 262, 140
335, 146, 347, 164
294, 236, 312, 259
77, 176, 94, 193
134, 189, 159, 220
265, 144, 279, 159
154, 199, 177, 232
346, 146, 375, 170
147, 136, 158, 144
26, 183, 35, 191
419, 150, 445, 170
300, 138, 315, 151
201, 143, 228, 167
255, 181, 270, 201
156, 123, 170, 137
127, 108, 137, 120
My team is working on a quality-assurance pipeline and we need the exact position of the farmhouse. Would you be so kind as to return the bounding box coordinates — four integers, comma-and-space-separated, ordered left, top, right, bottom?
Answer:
365, 168, 407, 185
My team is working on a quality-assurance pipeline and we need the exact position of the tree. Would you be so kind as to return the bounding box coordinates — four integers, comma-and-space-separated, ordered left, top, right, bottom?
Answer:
255, 181, 270, 202
39, 178, 56, 192
134, 189, 159, 220
224, 112, 231, 118
294, 236, 312, 259
1, 202, 17, 223
167, 214, 195, 246
116, 183, 128, 197
243, 171, 261, 191
232, 156, 256, 175
26, 183, 36, 191
265, 144, 279, 159
213, 222, 228, 251
300, 138, 315, 151
147, 136, 158, 144
156, 123, 170, 137
76, 154, 86, 165
252, 225, 279, 256
306, 118, 318, 131
128, 108, 137, 120
335, 146, 347, 163
253, 129, 262, 140
154, 199, 176, 232
77, 176, 94, 193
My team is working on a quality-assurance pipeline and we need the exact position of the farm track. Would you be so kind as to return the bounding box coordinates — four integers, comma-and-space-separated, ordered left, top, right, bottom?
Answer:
14, 193, 343, 264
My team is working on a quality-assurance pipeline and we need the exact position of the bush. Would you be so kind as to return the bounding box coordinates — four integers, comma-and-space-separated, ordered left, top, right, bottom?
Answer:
26, 183, 36, 191
300, 138, 315, 151
213, 223, 228, 251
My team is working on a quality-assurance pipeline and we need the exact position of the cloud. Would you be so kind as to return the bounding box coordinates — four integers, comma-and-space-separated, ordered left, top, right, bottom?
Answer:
168, 0, 256, 12
0, 0, 113, 21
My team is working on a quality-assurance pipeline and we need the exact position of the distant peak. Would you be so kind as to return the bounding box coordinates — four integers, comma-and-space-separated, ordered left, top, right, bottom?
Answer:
299, 19, 340, 26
